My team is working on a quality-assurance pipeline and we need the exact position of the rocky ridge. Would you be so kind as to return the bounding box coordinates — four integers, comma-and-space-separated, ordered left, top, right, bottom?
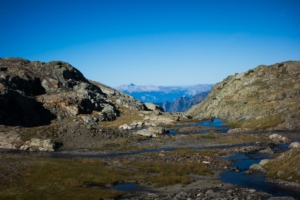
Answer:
0, 58, 150, 150
186, 61, 300, 130
0, 58, 190, 151
0, 58, 146, 126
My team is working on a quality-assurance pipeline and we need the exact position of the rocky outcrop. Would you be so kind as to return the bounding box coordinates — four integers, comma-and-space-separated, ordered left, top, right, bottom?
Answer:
0, 132, 56, 151
144, 103, 164, 112
90, 80, 146, 111
0, 57, 150, 150
0, 58, 146, 127
186, 61, 300, 130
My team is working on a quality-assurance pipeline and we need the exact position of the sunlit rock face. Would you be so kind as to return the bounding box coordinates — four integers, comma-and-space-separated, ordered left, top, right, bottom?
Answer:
186, 61, 300, 130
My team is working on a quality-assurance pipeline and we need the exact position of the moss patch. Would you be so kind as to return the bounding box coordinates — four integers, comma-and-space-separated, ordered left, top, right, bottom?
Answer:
122, 160, 212, 187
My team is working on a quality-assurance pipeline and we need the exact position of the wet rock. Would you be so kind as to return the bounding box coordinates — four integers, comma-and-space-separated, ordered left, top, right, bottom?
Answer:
259, 147, 274, 154
259, 159, 271, 166
249, 164, 266, 172
244, 170, 253, 175
288, 142, 300, 149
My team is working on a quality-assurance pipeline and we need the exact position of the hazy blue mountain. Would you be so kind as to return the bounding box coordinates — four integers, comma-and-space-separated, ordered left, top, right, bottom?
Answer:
115, 84, 213, 103
157, 92, 209, 112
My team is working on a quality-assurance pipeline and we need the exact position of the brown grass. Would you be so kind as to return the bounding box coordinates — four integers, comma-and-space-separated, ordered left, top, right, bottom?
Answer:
242, 112, 285, 130
265, 149, 300, 183
217, 133, 271, 144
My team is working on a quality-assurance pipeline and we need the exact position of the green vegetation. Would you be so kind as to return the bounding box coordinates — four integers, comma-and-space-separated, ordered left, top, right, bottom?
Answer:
90, 141, 155, 151
142, 149, 225, 157
200, 132, 218, 139
225, 121, 243, 128
122, 160, 212, 187
0, 156, 129, 199
225, 112, 285, 130
265, 149, 300, 183
243, 113, 285, 130
0, 150, 214, 199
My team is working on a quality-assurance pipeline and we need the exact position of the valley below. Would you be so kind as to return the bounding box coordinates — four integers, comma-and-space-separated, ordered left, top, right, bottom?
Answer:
1, 58, 300, 200
1, 119, 300, 200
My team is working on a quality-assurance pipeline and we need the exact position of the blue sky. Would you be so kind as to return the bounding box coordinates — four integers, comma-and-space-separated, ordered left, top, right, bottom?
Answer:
1, 0, 300, 87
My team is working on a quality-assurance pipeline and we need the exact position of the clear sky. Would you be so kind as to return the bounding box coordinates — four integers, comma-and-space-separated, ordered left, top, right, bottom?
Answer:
1, 0, 300, 87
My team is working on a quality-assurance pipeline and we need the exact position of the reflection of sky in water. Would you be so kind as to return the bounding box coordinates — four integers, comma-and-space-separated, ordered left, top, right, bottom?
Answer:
221, 152, 300, 198
198, 118, 231, 133
108, 183, 137, 191
198, 118, 224, 127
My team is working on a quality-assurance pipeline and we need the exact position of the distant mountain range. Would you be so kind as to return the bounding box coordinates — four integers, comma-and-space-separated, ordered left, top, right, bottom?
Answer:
157, 92, 209, 112
115, 83, 213, 103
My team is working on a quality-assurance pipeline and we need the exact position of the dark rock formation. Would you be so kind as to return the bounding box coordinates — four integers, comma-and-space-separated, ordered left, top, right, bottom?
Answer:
186, 61, 300, 130
0, 57, 146, 127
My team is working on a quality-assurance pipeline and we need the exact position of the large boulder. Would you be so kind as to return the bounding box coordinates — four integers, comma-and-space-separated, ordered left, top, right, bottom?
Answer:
135, 129, 157, 137
24, 138, 56, 151
288, 142, 300, 149
250, 164, 266, 172
145, 103, 164, 112
0, 131, 23, 149
147, 127, 168, 134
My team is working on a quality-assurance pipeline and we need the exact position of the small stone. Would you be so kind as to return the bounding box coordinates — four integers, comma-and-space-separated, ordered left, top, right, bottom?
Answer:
205, 189, 214, 194
277, 170, 285, 177
196, 193, 204, 197
249, 189, 256, 193
148, 193, 158, 198
227, 190, 233, 194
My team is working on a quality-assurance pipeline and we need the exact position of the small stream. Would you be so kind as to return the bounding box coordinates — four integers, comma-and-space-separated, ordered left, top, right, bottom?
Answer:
221, 150, 300, 199
170, 118, 231, 135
